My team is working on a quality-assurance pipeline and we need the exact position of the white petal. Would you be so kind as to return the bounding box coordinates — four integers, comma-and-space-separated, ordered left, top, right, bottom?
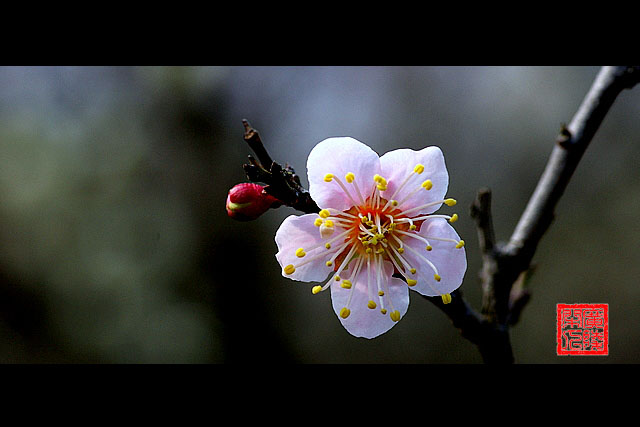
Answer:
379, 146, 448, 215
307, 137, 381, 211
275, 214, 334, 282
330, 257, 409, 339
401, 218, 466, 297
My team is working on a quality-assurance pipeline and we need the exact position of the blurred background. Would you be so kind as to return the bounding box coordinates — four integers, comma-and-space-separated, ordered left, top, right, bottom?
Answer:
0, 66, 637, 363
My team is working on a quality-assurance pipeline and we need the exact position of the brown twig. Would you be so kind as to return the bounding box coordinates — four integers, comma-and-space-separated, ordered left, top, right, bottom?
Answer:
242, 119, 274, 170
241, 119, 320, 214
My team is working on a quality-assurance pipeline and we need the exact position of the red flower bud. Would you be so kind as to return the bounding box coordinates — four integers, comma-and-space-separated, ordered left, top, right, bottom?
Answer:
226, 183, 281, 221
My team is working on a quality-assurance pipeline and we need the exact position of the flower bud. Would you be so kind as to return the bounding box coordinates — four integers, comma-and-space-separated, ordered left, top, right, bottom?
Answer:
226, 183, 281, 221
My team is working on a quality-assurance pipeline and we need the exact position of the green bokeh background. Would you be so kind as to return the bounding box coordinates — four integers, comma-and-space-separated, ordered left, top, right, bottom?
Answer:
0, 66, 637, 363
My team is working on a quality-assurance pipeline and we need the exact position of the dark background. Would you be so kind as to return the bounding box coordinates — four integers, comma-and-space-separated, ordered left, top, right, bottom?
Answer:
0, 66, 637, 363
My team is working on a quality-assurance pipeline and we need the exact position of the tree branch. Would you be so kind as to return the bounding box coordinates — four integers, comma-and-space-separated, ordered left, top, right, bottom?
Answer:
455, 65, 640, 362
507, 66, 640, 259
422, 66, 638, 363
425, 290, 514, 363
241, 120, 320, 214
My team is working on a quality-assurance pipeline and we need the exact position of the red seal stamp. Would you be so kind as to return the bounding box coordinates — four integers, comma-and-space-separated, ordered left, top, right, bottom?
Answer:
557, 303, 608, 356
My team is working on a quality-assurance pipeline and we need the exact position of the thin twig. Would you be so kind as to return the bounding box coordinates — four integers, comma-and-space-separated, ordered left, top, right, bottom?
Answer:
241, 120, 320, 214
507, 66, 640, 259
242, 119, 274, 170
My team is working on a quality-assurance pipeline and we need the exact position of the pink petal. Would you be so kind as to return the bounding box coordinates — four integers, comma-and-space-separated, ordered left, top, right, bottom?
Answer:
275, 214, 334, 282
307, 137, 381, 211
379, 146, 448, 216
401, 218, 466, 297
330, 257, 409, 339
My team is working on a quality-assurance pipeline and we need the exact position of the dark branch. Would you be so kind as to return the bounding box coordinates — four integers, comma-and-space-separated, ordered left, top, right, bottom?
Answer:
241, 120, 320, 214
425, 290, 514, 363
242, 119, 274, 170
507, 66, 640, 259
423, 66, 639, 363
461, 66, 640, 362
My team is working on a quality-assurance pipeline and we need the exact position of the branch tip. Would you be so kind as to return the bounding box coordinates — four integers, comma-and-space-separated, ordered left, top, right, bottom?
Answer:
242, 119, 254, 139
239, 119, 320, 214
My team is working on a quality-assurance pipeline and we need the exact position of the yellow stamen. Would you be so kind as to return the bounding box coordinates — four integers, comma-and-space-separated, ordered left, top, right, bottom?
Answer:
434, 274, 441, 282
373, 175, 387, 190
341, 280, 352, 289
367, 300, 377, 309
284, 264, 295, 275
455, 240, 465, 249
407, 279, 417, 286
444, 198, 457, 206
422, 179, 433, 190
380, 308, 387, 315
449, 213, 459, 223
413, 164, 425, 174
391, 200, 398, 206
410, 268, 416, 274
378, 290, 384, 296
325, 243, 331, 249
295, 248, 306, 258
426, 245, 433, 251
441, 293, 452, 304
409, 224, 417, 231
340, 307, 351, 319
319, 209, 331, 218
312, 286, 322, 294
326, 261, 333, 267
345, 172, 355, 183
397, 247, 404, 254
314, 218, 323, 227
324, 220, 334, 227
324, 173, 334, 182
390, 310, 401, 322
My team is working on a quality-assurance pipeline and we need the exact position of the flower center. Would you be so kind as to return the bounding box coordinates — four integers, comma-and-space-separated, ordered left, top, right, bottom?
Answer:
349, 198, 406, 257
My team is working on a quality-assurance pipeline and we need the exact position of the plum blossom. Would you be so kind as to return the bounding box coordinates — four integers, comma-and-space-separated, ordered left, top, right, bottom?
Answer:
275, 137, 467, 338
